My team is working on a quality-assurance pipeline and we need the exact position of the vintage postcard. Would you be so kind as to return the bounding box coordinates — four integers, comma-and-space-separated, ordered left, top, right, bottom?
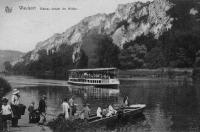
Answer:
0, 0, 200, 131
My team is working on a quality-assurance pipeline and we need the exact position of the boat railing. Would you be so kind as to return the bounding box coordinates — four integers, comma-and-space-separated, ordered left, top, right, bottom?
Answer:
69, 78, 113, 84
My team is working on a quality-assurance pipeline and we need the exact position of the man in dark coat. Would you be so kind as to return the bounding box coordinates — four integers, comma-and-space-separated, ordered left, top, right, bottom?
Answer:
38, 95, 47, 124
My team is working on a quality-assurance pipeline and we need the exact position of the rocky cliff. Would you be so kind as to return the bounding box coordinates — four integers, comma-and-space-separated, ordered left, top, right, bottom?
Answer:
22, 0, 174, 63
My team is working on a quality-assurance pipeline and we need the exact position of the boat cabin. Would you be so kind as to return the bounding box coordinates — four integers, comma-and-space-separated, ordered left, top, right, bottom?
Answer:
67, 68, 120, 87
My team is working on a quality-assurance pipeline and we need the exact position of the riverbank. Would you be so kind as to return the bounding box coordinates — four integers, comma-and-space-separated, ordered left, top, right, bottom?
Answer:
9, 114, 52, 132
119, 68, 193, 79
0, 76, 52, 132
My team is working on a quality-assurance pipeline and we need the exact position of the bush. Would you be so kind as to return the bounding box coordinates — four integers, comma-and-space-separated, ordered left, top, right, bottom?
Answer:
47, 114, 89, 132
0, 77, 11, 95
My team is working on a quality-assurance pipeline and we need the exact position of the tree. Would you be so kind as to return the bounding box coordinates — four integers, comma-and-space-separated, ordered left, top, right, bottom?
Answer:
97, 36, 120, 68
4, 61, 12, 72
144, 47, 166, 68
119, 43, 147, 69
76, 49, 88, 68
81, 30, 120, 68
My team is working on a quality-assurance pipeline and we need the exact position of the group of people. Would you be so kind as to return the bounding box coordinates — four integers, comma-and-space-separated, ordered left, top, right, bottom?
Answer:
61, 96, 129, 121
27, 95, 47, 124
62, 97, 91, 120
0, 89, 25, 132
1, 88, 130, 131
96, 104, 117, 118
70, 72, 113, 79
0, 89, 47, 132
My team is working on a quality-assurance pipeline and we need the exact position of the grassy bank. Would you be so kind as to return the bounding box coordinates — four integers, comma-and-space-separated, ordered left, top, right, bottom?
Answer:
47, 114, 89, 132
119, 68, 193, 79
0, 77, 12, 130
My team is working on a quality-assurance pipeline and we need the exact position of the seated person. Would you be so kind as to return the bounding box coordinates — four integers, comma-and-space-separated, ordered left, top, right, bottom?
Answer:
80, 104, 91, 120
123, 96, 129, 107
28, 102, 35, 123
102, 109, 107, 117
96, 107, 102, 118
106, 105, 117, 117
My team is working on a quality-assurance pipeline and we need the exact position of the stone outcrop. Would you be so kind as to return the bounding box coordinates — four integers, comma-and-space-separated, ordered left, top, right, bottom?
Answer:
17, 0, 174, 64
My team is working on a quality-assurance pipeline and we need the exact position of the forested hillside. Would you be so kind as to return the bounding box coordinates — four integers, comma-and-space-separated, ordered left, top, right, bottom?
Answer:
0, 50, 24, 72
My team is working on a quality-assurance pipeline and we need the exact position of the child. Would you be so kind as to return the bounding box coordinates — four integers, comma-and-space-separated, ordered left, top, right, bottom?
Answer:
1, 97, 12, 132
28, 102, 35, 123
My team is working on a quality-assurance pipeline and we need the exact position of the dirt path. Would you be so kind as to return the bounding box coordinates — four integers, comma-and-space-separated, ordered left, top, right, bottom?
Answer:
10, 113, 53, 132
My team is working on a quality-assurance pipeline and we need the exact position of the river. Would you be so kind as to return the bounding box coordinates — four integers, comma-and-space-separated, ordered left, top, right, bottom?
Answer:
1, 75, 200, 132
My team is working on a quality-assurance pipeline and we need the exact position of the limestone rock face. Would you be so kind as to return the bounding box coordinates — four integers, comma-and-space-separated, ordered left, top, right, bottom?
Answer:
19, 0, 174, 63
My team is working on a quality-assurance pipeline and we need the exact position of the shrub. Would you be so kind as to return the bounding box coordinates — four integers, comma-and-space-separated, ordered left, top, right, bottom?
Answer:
0, 77, 11, 95
47, 114, 89, 132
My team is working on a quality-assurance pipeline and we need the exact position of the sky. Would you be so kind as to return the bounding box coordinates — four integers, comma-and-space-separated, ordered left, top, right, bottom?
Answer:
0, 0, 150, 52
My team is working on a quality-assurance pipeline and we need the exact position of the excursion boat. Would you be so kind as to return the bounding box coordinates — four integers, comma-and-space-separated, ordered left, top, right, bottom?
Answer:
67, 68, 120, 88
88, 104, 146, 124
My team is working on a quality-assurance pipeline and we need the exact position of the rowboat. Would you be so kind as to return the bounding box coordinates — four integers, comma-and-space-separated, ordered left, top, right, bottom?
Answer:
88, 104, 146, 124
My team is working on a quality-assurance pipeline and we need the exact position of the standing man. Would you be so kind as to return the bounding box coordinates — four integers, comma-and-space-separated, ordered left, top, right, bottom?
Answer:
68, 96, 74, 117
62, 98, 70, 120
38, 95, 47, 124
11, 89, 20, 127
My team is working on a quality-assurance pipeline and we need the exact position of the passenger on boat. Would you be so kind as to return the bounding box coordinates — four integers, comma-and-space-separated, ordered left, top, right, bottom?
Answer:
80, 104, 91, 120
123, 96, 129, 107
96, 107, 102, 118
62, 98, 70, 120
102, 109, 108, 117
106, 105, 117, 117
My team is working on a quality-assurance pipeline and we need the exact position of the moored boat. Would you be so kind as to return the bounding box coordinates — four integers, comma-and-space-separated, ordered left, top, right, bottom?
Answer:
88, 104, 146, 124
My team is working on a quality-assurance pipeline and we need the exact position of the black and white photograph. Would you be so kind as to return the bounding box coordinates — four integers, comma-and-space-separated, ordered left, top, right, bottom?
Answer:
0, 0, 200, 131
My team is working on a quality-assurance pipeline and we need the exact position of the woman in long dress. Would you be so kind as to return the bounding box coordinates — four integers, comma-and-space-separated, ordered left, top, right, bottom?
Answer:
11, 89, 20, 127
96, 107, 102, 118
62, 98, 70, 120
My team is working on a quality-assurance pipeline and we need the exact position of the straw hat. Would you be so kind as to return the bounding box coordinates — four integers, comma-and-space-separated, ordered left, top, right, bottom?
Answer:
12, 89, 20, 94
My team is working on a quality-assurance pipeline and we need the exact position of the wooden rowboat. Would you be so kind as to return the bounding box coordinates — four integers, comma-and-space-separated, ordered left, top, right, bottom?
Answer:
88, 104, 146, 124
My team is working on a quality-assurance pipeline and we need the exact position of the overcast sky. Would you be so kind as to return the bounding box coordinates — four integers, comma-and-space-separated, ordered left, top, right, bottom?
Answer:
0, 0, 150, 52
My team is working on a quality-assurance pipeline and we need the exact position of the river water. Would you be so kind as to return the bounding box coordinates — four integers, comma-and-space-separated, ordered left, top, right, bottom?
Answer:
2, 75, 200, 132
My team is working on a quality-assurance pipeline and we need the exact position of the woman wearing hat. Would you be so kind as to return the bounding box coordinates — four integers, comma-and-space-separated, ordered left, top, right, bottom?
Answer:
11, 89, 20, 127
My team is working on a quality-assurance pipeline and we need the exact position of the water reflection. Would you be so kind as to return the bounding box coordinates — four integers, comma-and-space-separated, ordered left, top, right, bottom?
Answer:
4, 76, 200, 132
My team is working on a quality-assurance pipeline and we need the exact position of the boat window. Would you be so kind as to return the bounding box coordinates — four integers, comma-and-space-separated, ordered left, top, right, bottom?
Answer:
68, 68, 118, 79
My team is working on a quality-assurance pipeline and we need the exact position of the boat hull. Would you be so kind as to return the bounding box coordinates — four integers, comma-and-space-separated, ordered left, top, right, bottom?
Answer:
88, 104, 146, 125
68, 81, 119, 89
